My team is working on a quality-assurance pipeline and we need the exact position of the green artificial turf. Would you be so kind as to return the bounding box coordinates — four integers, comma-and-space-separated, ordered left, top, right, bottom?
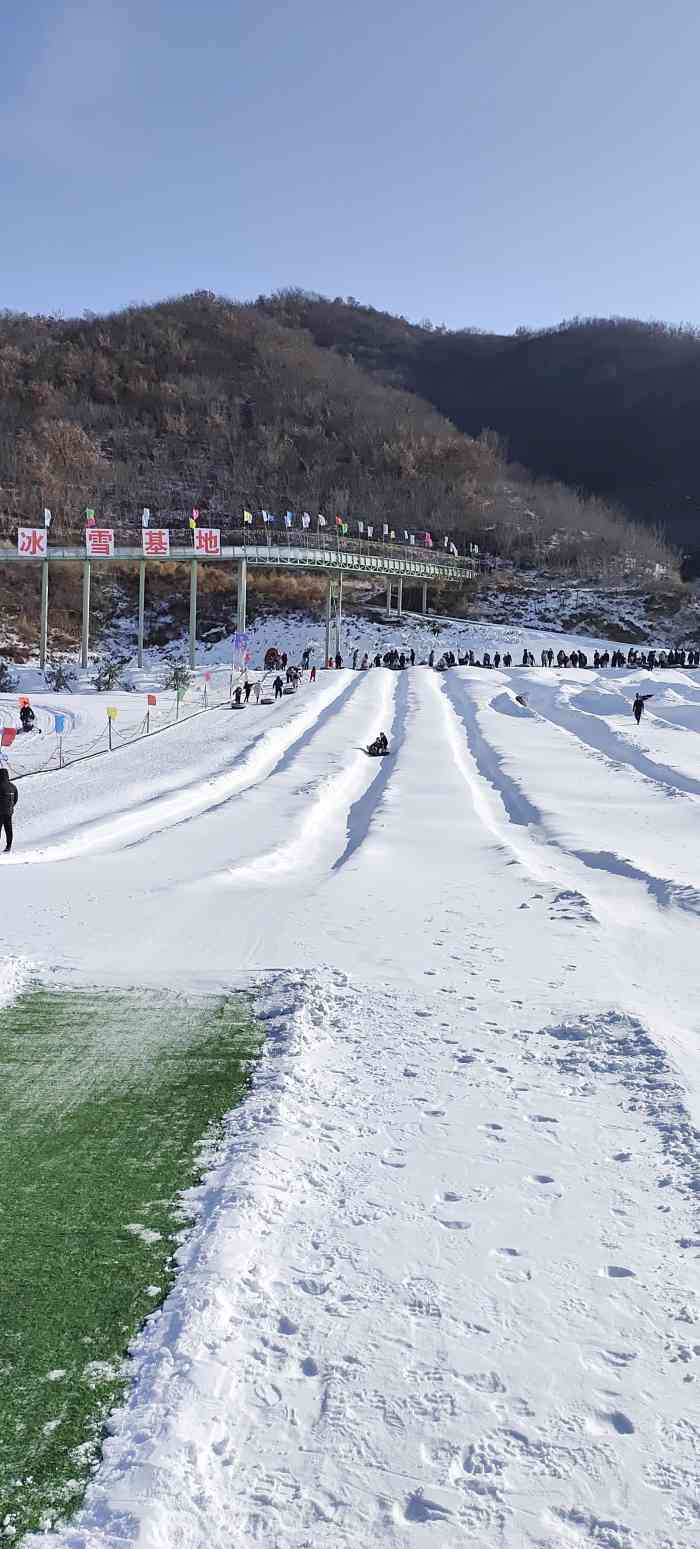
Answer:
0, 987, 260, 1540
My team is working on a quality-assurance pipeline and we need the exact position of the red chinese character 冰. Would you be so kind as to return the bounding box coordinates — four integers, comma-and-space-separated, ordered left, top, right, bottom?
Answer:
18, 529, 47, 556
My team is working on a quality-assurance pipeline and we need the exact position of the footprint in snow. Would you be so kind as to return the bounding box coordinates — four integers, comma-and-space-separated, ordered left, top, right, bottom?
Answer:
382, 1148, 407, 1168
403, 1489, 452, 1523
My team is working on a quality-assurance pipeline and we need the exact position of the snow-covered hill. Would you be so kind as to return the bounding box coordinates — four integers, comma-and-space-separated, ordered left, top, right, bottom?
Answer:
3, 653, 700, 1548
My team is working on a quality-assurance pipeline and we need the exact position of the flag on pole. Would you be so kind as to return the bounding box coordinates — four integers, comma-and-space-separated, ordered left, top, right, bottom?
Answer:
284, 511, 293, 528
358, 520, 364, 534
403, 529, 409, 541
142, 508, 150, 528
44, 507, 52, 528
85, 508, 96, 526
450, 541, 458, 556
367, 525, 374, 538
301, 512, 311, 529
243, 509, 253, 524
444, 535, 450, 549
261, 509, 269, 524
390, 529, 395, 540
189, 508, 199, 530
410, 533, 415, 545
1, 727, 16, 748
382, 523, 389, 537
318, 513, 326, 527
341, 522, 349, 536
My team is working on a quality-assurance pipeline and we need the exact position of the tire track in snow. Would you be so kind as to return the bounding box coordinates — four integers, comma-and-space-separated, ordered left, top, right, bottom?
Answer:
191, 670, 397, 887
333, 670, 410, 871
442, 674, 700, 919
526, 681, 700, 801
5, 674, 359, 866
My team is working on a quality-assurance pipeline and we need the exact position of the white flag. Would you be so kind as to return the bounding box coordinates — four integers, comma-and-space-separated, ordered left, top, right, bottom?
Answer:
450, 541, 458, 556
302, 511, 311, 529
318, 513, 326, 527
261, 509, 269, 524
43, 507, 52, 528
142, 507, 150, 528
410, 533, 415, 545
358, 520, 364, 534
382, 523, 389, 537
367, 524, 374, 538
404, 529, 409, 541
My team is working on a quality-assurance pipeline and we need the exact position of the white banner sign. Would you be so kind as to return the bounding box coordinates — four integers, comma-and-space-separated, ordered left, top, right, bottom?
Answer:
17, 528, 48, 556
85, 528, 115, 557
142, 528, 170, 557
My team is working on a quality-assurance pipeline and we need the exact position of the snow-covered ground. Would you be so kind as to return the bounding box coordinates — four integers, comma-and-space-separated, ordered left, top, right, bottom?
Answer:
3, 624, 700, 1547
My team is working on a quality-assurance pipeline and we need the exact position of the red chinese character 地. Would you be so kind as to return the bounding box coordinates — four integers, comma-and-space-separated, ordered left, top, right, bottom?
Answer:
193, 528, 221, 556
142, 528, 170, 556
17, 528, 47, 556
86, 528, 114, 557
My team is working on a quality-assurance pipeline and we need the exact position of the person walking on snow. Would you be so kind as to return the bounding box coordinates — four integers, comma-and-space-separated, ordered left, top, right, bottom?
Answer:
243, 678, 252, 703
273, 675, 284, 700
0, 767, 18, 852
633, 692, 652, 725
352, 648, 359, 669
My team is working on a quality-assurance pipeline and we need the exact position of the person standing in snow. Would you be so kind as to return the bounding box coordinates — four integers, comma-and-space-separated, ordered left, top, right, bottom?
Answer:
335, 651, 343, 669
633, 692, 652, 724
0, 767, 18, 853
410, 648, 415, 666
243, 678, 252, 703
352, 648, 359, 669
310, 665, 317, 682
273, 675, 284, 700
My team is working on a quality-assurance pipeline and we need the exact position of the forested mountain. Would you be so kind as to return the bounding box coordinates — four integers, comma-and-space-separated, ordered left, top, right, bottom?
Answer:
0, 292, 677, 577
259, 293, 700, 549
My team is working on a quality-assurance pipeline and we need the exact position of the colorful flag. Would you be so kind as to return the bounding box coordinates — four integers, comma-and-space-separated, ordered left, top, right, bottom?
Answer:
147, 694, 157, 706
189, 507, 199, 530
85, 507, 96, 526
341, 522, 349, 536
53, 713, 66, 735
1, 727, 17, 748
243, 509, 253, 525
284, 511, 293, 529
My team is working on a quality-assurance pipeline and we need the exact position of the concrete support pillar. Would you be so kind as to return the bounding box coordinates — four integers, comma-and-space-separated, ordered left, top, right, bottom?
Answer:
237, 557, 247, 634
335, 571, 343, 658
39, 560, 49, 671
325, 572, 333, 666
386, 578, 392, 615
81, 560, 91, 669
396, 576, 403, 619
137, 559, 146, 670
421, 581, 428, 616
189, 559, 198, 669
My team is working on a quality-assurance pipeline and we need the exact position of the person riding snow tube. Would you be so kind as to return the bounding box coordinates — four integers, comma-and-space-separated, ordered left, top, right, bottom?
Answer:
367, 732, 389, 756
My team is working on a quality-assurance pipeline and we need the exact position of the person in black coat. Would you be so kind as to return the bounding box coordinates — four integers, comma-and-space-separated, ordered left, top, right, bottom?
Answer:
0, 767, 18, 852
633, 692, 652, 724
273, 675, 284, 700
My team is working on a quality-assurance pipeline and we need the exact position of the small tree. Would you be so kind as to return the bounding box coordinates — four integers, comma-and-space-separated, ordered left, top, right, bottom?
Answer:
0, 659, 17, 692
45, 660, 77, 692
165, 661, 191, 693
91, 656, 127, 693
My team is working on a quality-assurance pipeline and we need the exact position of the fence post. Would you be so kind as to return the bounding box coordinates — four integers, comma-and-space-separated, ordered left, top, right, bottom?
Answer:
137, 559, 146, 669
189, 559, 197, 669
397, 576, 403, 619
237, 557, 247, 633
325, 572, 333, 666
335, 570, 343, 659
81, 560, 91, 669
421, 581, 428, 616
39, 559, 49, 670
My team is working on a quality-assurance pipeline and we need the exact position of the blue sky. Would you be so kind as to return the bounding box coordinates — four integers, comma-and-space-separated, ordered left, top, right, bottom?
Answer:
2, 0, 698, 331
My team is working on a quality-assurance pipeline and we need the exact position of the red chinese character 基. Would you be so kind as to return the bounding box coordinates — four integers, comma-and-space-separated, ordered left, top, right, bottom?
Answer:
143, 529, 169, 556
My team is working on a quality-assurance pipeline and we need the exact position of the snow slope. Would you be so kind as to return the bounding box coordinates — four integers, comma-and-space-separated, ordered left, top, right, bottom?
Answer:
3, 653, 700, 1548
